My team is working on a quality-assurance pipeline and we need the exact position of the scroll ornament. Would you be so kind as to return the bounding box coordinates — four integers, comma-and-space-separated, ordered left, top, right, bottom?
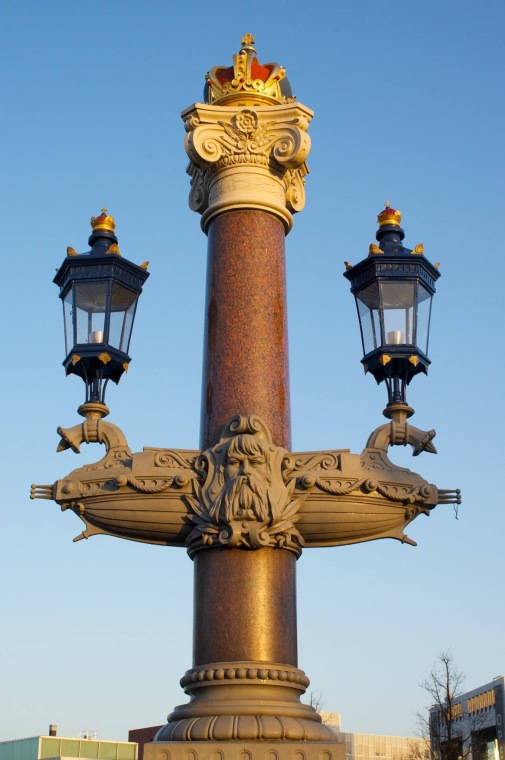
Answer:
32, 410, 460, 552
182, 102, 313, 227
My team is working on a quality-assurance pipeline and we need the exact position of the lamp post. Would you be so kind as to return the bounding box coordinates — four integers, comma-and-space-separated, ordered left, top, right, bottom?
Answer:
32, 36, 460, 760
344, 203, 439, 407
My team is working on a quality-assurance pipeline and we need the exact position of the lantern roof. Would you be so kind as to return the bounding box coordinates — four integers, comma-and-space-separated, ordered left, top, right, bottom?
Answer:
204, 34, 294, 106
344, 204, 441, 292
54, 209, 149, 296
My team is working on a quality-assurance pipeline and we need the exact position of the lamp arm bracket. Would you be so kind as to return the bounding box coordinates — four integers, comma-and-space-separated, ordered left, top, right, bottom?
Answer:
32, 415, 461, 549
366, 418, 437, 456
57, 418, 130, 454
56, 402, 131, 462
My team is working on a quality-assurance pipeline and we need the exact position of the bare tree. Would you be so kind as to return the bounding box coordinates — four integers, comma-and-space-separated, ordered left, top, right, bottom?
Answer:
309, 689, 325, 713
417, 652, 476, 760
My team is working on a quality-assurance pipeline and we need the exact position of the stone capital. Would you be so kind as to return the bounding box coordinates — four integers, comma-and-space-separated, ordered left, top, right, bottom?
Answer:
181, 101, 313, 233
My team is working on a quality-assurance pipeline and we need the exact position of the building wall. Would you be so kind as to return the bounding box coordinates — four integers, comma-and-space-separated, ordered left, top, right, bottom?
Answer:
429, 676, 504, 760
334, 732, 429, 760
0, 737, 137, 760
127, 728, 163, 760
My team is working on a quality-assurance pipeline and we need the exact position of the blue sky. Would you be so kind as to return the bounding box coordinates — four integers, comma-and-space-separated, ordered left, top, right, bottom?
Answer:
2, 0, 504, 744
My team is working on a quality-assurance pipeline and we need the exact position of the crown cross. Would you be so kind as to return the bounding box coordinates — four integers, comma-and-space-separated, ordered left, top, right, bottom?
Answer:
241, 33, 255, 47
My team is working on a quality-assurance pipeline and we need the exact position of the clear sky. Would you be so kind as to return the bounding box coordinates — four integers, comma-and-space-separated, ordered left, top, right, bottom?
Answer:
2, 0, 504, 745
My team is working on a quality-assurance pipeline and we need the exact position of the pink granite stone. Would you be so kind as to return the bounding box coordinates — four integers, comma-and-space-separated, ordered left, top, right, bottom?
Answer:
201, 209, 291, 450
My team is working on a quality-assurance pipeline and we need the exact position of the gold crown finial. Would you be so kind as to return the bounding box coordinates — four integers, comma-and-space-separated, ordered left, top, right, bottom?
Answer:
378, 202, 402, 227
90, 208, 116, 233
241, 33, 255, 47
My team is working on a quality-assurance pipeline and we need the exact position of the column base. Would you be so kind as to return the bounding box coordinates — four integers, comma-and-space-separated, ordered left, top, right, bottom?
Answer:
144, 740, 345, 760
154, 661, 335, 743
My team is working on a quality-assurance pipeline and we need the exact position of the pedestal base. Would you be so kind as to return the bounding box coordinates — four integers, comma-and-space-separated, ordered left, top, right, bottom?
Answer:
144, 740, 345, 760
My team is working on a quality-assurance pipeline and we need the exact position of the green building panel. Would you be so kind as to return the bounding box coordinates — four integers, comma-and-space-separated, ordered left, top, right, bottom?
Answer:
0, 738, 136, 760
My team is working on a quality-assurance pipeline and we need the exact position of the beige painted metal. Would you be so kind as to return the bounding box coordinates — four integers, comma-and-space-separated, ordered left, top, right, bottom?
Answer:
143, 740, 346, 760
182, 102, 313, 233
32, 412, 451, 550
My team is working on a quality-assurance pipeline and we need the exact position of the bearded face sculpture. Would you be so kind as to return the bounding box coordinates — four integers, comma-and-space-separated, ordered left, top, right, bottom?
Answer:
209, 434, 272, 524
186, 416, 305, 555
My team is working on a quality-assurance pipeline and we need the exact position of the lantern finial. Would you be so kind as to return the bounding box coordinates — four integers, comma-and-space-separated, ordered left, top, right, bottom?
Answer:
90, 208, 116, 233
378, 203, 402, 228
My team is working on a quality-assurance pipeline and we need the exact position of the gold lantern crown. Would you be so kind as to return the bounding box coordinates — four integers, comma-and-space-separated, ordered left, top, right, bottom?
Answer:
378, 202, 402, 227
204, 34, 294, 106
90, 208, 116, 233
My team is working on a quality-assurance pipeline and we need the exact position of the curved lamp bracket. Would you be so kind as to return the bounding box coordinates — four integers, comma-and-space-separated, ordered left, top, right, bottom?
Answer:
367, 402, 437, 456
56, 401, 132, 461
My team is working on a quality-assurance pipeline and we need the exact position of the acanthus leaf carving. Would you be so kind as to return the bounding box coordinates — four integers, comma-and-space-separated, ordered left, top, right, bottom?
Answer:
182, 102, 313, 230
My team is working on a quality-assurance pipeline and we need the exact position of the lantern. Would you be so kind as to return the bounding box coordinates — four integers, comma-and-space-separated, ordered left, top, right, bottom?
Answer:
54, 209, 149, 403
344, 204, 440, 406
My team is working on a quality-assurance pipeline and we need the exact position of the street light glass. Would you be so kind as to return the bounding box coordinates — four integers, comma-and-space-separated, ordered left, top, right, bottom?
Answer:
74, 281, 108, 345
109, 283, 138, 353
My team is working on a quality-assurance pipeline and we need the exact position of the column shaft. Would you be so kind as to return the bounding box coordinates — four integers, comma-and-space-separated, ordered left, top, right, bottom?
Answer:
193, 547, 297, 666
200, 209, 291, 451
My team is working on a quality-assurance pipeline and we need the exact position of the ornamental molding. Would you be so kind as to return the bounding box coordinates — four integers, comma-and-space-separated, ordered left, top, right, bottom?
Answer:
181, 102, 313, 232
33, 413, 460, 551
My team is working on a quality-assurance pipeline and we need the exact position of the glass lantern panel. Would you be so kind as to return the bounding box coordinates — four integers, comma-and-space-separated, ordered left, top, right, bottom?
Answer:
63, 291, 73, 355
380, 281, 415, 345
74, 281, 107, 344
416, 283, 433, 355
108, 283, 138, 352
356, 282, 380, 355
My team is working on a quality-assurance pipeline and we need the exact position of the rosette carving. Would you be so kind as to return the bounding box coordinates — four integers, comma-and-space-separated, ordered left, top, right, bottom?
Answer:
185, 415, 307, 557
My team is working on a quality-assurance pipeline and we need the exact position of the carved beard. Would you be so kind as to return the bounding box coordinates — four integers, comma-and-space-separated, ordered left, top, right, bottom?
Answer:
214, 474, 270, 524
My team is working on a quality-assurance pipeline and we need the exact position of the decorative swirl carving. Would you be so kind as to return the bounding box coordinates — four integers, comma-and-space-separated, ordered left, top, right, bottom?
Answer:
226, 414, 270, 439
182, 113, 200, 132
186, 129, 225, 166
187, 167, 208, 214
272, 128, 310, 169
182, 103, 313, 229
114, 474, 174, 494
153, 450, 196, 469
285, 166, 307, 213
312, 478, 364, 496
301, 452, 341, 471
375, 482, 429, 504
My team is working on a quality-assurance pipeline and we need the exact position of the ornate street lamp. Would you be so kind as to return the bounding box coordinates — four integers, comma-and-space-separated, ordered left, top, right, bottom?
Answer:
33, 37, 461, 759
344, 203, 439, 407
53, 209, 149, 405
344, 204, 441, 456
